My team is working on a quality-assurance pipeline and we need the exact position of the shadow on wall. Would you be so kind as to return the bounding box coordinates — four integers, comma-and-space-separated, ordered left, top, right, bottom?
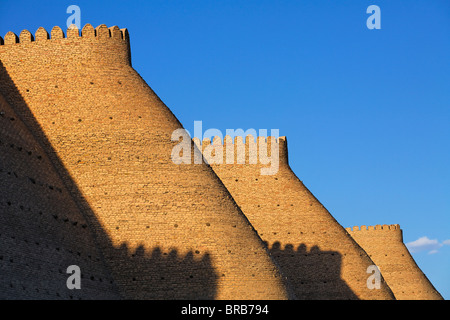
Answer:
266, 241, 359, 300
0, 61, 218, 299
113, 244, 218, 299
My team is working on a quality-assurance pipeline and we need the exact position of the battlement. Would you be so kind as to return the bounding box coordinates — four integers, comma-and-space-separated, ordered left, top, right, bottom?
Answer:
0, 24, 129, 46
346, 224, 403, 243
345, 224, 401, 232
0, 24, 132, 68
192, 135, 288, 171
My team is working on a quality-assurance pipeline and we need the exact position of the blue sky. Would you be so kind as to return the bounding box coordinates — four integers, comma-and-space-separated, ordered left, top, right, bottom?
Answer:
0, 0, 449, 299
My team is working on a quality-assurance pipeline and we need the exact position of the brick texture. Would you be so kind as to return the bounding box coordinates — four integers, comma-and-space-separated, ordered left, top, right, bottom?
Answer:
0, 93, 120, 299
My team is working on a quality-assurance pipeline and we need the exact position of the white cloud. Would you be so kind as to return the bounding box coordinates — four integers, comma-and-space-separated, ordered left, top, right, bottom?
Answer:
442, 239, 450, 246
406, 237, 443, 254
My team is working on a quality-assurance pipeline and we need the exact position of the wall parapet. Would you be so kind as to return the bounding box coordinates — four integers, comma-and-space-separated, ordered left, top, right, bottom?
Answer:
345, 224, 401, 232
346, 224, 403, 243
0, 23, 132, 69
0, 24, 129, 46
192, 135, 289, 169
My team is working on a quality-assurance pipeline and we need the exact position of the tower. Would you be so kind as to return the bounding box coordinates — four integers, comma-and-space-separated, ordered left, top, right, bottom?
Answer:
347, 225, 443, 300
0, 24, 290, 299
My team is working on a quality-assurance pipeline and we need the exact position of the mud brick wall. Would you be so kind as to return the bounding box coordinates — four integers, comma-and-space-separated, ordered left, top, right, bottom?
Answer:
0, 24, 290, 299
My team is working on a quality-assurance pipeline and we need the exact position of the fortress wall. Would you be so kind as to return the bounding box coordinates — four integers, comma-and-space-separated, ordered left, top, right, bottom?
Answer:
346, 225, 443, 300
197, 135, 395, 299
0, 25, 290, 299
0, 94, 120, 299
